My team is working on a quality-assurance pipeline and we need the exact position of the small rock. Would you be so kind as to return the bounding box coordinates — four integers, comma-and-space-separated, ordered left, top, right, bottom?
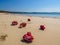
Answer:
28, 18, 31, 21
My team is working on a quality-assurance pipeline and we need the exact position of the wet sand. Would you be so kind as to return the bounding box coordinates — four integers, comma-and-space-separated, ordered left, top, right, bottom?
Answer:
0, 13, 60, 45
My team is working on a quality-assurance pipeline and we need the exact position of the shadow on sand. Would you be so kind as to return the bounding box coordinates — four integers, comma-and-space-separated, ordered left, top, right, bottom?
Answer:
21, 39, 32, 44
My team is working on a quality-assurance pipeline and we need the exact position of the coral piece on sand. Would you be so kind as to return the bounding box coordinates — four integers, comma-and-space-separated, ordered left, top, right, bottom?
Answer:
22, 32, 34, 43
19, 22, 27, 28
28, 18, 31, 21
0, 34, 8, 41
40, 25, 45, 30
12, 21, 18, 25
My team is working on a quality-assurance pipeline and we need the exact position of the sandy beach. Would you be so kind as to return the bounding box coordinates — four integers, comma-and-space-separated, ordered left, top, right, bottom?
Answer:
0, 13, 60, 45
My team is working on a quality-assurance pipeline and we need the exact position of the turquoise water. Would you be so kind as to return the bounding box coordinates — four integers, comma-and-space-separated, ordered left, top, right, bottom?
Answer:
10, 12, 60, 18
22, 14, 60, 18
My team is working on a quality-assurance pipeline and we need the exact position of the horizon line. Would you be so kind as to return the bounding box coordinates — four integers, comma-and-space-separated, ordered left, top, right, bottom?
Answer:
0, 10, 60, 12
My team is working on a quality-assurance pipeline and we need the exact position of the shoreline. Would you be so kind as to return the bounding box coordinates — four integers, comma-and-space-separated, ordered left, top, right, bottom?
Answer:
0, 13, 60, 19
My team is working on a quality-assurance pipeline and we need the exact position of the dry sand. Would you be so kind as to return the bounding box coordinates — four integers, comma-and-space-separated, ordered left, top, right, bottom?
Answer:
0, 13, 60, 45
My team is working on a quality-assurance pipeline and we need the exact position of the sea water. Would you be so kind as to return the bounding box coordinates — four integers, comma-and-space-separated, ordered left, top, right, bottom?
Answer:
22, 14, 60, 18
11, 12, 60, 18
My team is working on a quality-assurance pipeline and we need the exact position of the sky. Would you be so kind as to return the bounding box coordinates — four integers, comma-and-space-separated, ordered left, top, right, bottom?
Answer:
0, 0, 60, 12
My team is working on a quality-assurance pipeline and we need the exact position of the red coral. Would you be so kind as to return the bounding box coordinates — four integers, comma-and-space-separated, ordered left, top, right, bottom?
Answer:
40, 25, 45, 30
19, 22, 27, 28
23, 32, 34, 42
12, 21, 18, 25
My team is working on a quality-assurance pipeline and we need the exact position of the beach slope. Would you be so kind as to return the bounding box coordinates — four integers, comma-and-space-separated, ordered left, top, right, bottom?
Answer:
0, 13, 60, 45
